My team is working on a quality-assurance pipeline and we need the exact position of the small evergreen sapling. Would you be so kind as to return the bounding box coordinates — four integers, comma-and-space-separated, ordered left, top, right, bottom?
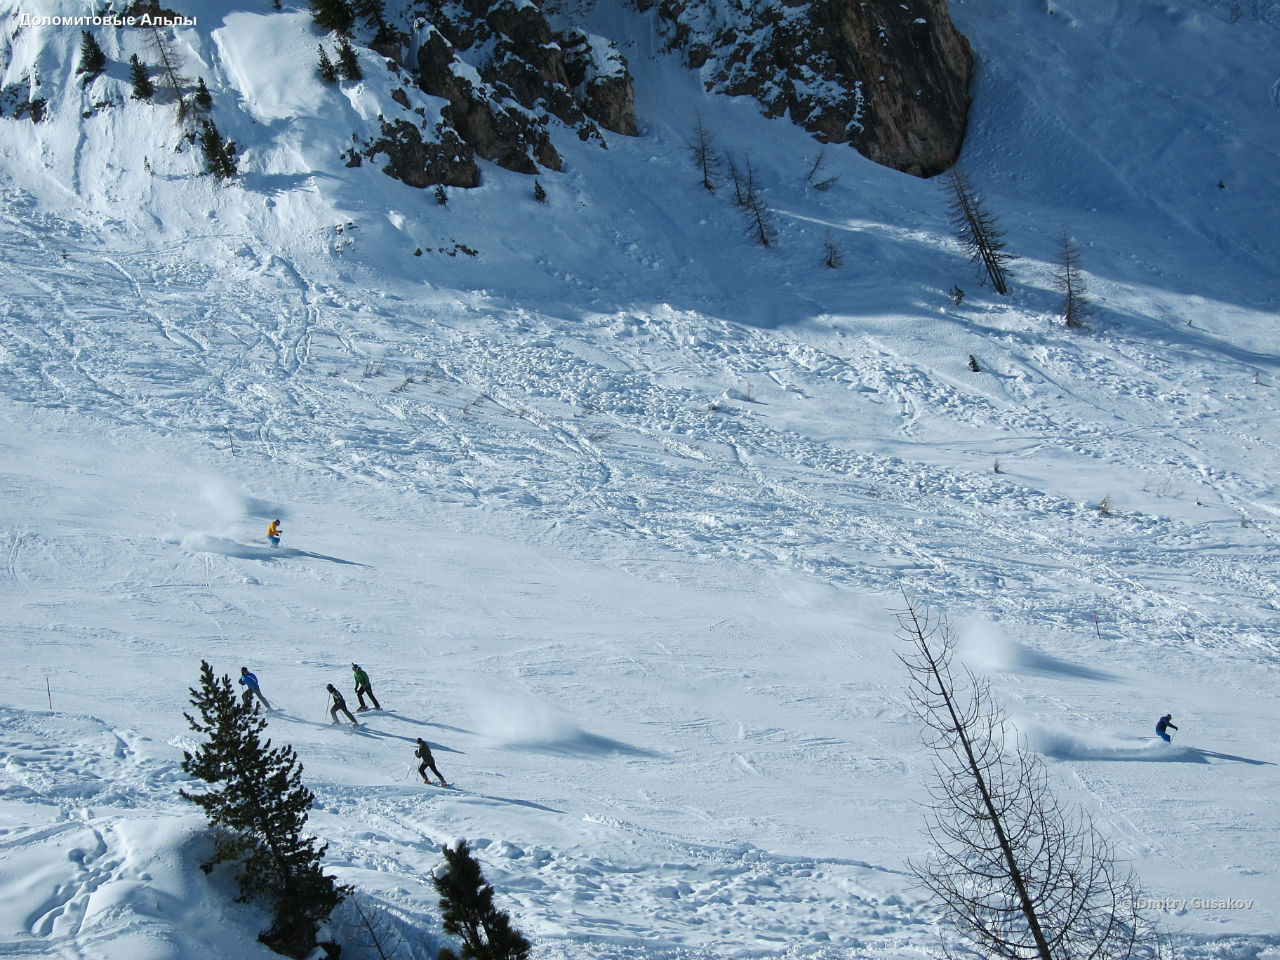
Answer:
337, 35, 362, 81
193, 77, 213, 112
200, 119, 238, 180
129, 54, 155, 100
78, 31, 106, 82
433, 840, 531, 960
318, 44, 338, 83
533, 179, 547, 203
180, 661, 345, 959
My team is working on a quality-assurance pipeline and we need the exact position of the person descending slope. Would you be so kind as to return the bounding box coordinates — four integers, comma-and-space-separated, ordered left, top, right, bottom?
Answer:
239, 666, 272, 711
266, 519, 283, 548
415, 738, 447, 787
352, 663, 381, 712
327, 684, 359, 726
1156, 713, 1178, 742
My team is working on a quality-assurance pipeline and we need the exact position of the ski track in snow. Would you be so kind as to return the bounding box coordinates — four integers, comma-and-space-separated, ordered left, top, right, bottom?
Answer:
3, 194, 1279, 957
2, 204, 1276, 665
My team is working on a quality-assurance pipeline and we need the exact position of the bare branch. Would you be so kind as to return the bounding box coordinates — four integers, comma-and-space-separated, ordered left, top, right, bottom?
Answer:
897, 592, 1165, 960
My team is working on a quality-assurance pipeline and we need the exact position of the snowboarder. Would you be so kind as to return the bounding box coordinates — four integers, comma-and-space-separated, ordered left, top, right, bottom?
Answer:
266, 518, 283, 548
327, 683, 358, 726
352, 663, 381, 712
238, 666, 272, 711
415, 737, 447, 786
1156, 713, 1178, 742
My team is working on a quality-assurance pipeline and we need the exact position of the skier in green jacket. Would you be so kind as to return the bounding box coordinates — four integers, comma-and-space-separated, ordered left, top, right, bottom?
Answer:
352, 663, 381, 711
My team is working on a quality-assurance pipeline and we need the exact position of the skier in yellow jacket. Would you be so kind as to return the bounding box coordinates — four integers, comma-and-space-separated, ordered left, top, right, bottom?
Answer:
266, 519, 282, 548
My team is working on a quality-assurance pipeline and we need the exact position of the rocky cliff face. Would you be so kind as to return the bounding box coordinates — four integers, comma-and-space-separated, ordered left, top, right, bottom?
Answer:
364, 0, 969, 187
637, 0, 972, 177
364, 0, 638, 187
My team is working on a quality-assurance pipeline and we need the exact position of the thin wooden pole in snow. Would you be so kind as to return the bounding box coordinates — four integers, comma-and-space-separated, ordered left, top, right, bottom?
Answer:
46, 677, 52, 709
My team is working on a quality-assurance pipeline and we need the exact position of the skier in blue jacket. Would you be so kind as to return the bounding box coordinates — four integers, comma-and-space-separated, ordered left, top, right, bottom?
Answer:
239, 667, 272, 711
1156, 713, 1177, 742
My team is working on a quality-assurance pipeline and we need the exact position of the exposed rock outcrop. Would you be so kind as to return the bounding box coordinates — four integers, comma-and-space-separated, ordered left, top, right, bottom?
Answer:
560, 28, 639, 138
367, 118, 480, 188
380, 0, 637, 182
413, 27, 562, 175
360, 0, 968, 187
641, 0, 973, 177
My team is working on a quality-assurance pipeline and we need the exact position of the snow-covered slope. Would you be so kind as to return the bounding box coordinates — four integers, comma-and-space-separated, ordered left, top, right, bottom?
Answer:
2, 1, 1279, 959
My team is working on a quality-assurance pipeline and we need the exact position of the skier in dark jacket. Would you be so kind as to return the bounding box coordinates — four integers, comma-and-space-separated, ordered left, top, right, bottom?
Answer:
1156, 713, 1178, 742
352, 663, 381, 711
327, 683, 359, 726
239, 667, 272, 711
415, 738, 447, 786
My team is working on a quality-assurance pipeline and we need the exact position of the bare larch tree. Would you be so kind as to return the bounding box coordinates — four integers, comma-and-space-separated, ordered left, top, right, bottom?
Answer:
147, 25, 190, 118
945, 168, 1015, 295
896, 594, 1163, 960
689, 112, 720, 192
1052, 231, 1092, 328
740, 154, 777, 248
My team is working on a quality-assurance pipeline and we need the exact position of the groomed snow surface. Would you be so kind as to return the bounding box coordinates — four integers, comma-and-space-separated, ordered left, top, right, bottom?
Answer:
2, 0, 1279, 958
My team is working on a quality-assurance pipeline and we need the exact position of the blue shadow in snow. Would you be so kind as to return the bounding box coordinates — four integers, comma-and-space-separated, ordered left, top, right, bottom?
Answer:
501, 729, 658, 759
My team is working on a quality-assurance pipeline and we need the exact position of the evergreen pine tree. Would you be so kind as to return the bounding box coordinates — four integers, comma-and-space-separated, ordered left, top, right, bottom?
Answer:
129, 54, 155, 100
310, 0, 356, 34
199, 120, 238, 179
181, 661, 345, 958
433, 840, 531, 960
194, 77, 213, 111
317, 44, 338, 83
78, 31, 106, 81
435, 184, 448, 206
336, 35, 362, 81
352, 0, 386, 25
533, 179, 547, 203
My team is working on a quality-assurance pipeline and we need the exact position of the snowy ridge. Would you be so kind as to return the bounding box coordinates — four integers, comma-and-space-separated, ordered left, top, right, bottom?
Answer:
2, 0, 1280, 958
